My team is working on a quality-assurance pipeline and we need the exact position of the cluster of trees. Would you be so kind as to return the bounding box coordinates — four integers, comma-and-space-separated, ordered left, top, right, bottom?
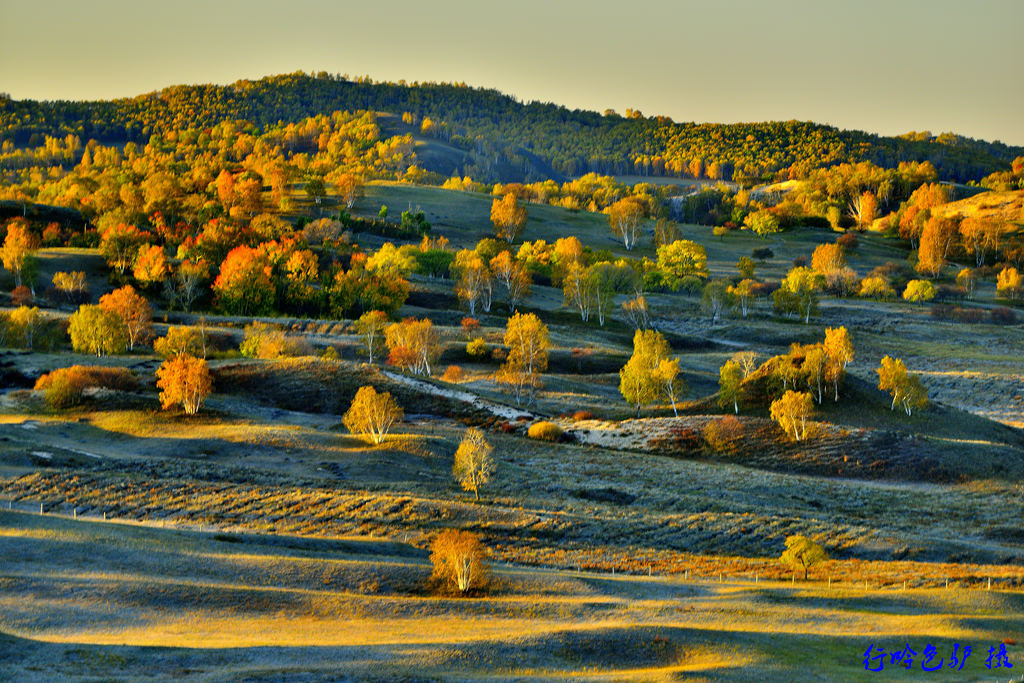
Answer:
5, 72, 1016, 185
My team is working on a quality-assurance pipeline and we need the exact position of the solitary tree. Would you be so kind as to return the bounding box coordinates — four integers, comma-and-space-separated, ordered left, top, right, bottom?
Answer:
621, 295, 650, 330
156, 354, 212, 415
452, 427, 495, 501
68, 305, 127, 356
702, 280, 734, 323
606, 197, 646, 250
902, 279, 936, 304
354, 310, 389, 364
430, 529, 488, 594
728, 279, 757, 317
385, 318, 439, 376
489, 251, 531, 311
877, 356, 928, 416
779, 534, 828, 580
490, 193, 528, 243
656, 239, 708, 290
9, 306, 42, 349
822, 327, 854, 401
453, 251, 492, 316
619, 329, 673, 415
997, 266, 1022, 300
499, 312, 550, 406
342, 385, 403, 444
99, 285, 153, 351
154, 326, 204, 358
717, 359, 744, 414
743, 209, 780, 238
770, 390, 814, 441
1, 220, 40, 288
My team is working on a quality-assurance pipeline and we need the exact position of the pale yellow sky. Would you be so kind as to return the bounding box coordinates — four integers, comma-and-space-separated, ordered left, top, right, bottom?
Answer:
1, 0, 1022, 145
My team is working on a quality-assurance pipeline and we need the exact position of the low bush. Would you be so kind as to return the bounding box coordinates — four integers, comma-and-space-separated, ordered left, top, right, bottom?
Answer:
571, 410, 595, 421
240, 321, 312, 359
991, 307, 1018, 325
34, 365, 139, 409
441, 365, 465, 383
527, 421, 563, 442
703, 416, 745, 453
466, 337, 488, 359
836, 232, 859, 250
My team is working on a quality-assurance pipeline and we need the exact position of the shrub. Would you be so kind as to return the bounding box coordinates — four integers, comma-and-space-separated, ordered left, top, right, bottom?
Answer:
751, 247, 773, 261
952, 307, 985, 324
836, 232, 859, 250
34, 365, 138, 409
441, 365, 465, 383
321, 345, 340, 360
991, 307, 1018, 325
703, 415, 745, 453
240, 321, 311, 359
792, 256, 808, 268
460, 317, 480, 338
466, 337, 488, 359
11, 286, 33, 307
571, 410, 595, 421
527, 421, 563, 442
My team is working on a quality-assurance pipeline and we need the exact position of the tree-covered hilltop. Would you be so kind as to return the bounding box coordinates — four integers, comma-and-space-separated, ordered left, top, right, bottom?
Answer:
2, 71, 1021, 184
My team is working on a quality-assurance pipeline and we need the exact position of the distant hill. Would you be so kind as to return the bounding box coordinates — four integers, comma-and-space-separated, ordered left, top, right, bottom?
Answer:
2, 71, 1022, 183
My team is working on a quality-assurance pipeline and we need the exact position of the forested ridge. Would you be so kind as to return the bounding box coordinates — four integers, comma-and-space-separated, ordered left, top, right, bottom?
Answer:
2, 71, 1020, 183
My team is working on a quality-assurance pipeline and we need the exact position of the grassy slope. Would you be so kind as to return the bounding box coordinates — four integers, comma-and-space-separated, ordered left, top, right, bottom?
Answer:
2, 510, 1021, 682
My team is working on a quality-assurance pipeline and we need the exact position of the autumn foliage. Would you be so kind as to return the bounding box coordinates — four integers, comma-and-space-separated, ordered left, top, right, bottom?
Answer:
156, 354, 213, 415
34, 365, 138, 409
342, 385, 403, 444
430, 529, 488, 594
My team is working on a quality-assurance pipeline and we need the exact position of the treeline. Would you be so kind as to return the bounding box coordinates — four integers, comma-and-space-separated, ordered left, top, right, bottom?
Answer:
1, 72, 1020, 184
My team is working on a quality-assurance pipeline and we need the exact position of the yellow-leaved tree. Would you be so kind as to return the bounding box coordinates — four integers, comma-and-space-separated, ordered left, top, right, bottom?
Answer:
770, 390, 814, 441
490, 193, 528, 243
342, 385, 403, 444
68, 304, 127, 356
99, 285, 153, 351
780, 534, 828, 580
430, 529, 488, 595
498, 312, 549, 406
452, 427, 495, 501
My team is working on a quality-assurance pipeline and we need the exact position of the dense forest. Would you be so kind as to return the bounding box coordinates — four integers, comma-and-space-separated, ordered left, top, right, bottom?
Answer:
2, 71, 1022, 184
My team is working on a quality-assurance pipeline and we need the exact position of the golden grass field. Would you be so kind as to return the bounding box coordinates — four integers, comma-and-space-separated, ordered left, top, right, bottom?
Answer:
3, 182, 1023, 680
2, 509, 1021, 682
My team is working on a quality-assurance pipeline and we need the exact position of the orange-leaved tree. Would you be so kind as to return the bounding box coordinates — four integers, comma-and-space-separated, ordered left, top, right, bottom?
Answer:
99, 285, 153, 351
156, 354, 212, 415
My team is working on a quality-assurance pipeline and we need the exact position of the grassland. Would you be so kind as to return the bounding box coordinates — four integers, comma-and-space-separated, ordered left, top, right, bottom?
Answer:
2, 509, 1021, 682
2, 181, 1023, 680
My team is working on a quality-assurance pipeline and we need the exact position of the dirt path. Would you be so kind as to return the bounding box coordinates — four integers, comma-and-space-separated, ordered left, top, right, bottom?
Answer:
380, 369, 538, 421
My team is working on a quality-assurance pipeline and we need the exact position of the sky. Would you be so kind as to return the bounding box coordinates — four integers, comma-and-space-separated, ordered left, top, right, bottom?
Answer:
2, 0, 1022, 145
